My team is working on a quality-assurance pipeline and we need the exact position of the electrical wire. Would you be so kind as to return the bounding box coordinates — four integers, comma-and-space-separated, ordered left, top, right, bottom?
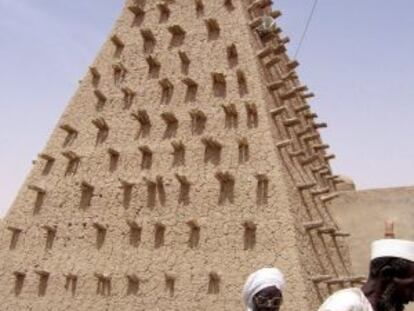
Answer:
294, 0, 319, 58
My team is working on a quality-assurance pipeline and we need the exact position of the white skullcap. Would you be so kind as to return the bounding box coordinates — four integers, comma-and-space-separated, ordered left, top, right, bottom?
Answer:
371, 239, 414, 262
242, 268, 285, 311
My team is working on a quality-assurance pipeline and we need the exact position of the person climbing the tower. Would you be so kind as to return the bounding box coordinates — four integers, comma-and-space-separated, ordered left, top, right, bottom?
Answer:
317, 239, 414, 311
243, 267, 285, 311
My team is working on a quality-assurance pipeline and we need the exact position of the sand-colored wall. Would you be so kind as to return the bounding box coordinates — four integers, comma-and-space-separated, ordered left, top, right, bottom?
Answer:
0, 1, 355, 310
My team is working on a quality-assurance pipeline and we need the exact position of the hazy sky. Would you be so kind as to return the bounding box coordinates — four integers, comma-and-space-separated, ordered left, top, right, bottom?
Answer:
0, 1, 413, 217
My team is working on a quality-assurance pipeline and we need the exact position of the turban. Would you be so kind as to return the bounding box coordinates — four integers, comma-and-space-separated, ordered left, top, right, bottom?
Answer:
371, 239, 414, 262
242, 268, 285, 311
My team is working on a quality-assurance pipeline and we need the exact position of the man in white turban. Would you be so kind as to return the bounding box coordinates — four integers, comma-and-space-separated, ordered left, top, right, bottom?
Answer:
318, 239, 414, 311
243, 267, 285, 311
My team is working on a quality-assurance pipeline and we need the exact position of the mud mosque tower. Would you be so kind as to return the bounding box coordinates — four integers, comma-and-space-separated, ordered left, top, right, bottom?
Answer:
0, 0, 362, 310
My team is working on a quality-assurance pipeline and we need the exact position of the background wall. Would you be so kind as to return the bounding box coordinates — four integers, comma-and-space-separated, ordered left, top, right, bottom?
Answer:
331, 186, 414, 310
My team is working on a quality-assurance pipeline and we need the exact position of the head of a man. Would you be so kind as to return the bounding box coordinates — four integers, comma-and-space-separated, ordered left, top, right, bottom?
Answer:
368, 257, 414, 311
252, 285, 283, 311
243, 267, 285, 311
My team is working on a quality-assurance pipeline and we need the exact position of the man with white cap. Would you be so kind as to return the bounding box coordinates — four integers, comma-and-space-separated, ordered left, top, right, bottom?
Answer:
318, 239, 414, 311
243, 267, 285, 311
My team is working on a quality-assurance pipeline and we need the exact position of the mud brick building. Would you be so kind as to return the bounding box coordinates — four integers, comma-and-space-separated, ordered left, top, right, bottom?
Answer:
0, 1, 361, 310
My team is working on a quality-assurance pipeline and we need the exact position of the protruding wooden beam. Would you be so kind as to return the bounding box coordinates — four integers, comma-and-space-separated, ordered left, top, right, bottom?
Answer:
296, 182, 316, 191
281, 70, 297, 81
310, 275, 333, 283
333, 231, 351, 238
313, 122, 328, 129
279, 37, 290, 45
283, 118, 300, 127
267, 80, 284, 91
256, 46, 274, 58
324, 154, 336, 161
325, 278, 346, 285
294, 104, 310, 113
300, 154, 319, 166
318, 227, 336, 235
274, 43, 287, 54
303, 220, 324, 231
313, 144, 330, 151
269, 106, 286, 116
303, 133, 320, 143
280, 89, 296, 100
344, 276, 367, 284
304, 112, 318, 119
297, 126, 313, 137
310, 187, 330, 196
319, 168, 331, 176
325, 175, 340, 181
301, 92, 315, 99
320, 192, 340, 203
265, 57, 281, 68
276, 139, 292, 149
270, 10, 282, 19
384, 219, 395, 238
249, 17, 263, 28
38, 153, 55, 161
248, 0, 273, 11
310, 165, 329, 173
288, 149, 305, 157
287, 60, 299, 70
28, 185, 46, 194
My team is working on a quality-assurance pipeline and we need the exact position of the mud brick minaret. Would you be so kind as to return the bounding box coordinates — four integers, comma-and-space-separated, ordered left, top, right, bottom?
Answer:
0, 1, 361, 310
